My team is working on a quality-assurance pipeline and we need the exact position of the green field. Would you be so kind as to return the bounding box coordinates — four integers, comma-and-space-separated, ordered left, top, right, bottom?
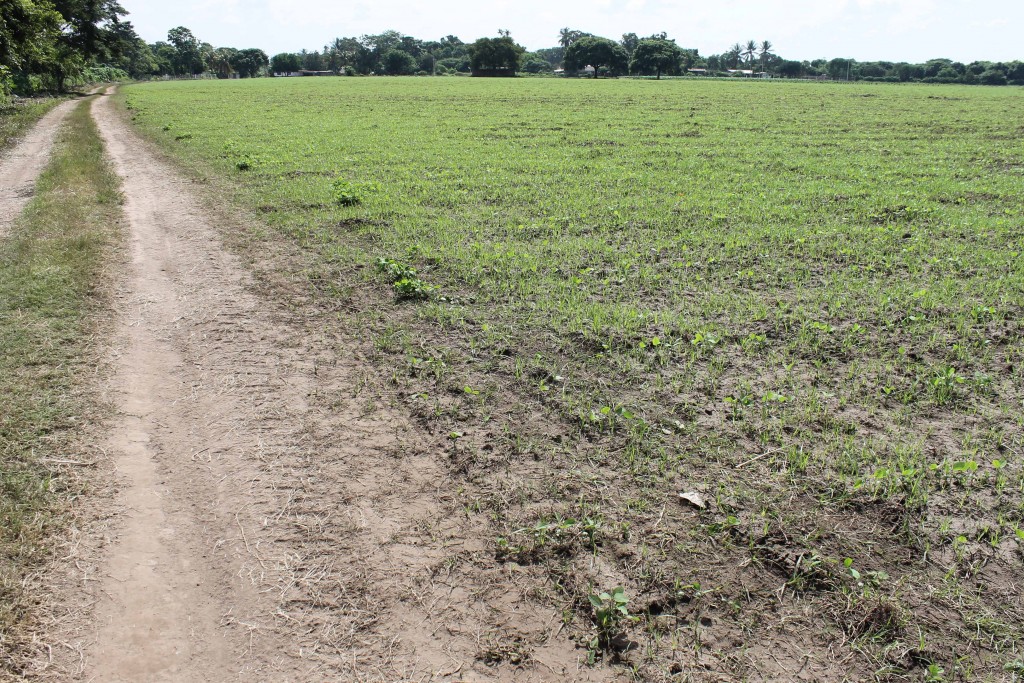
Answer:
124, 77, 1024, 681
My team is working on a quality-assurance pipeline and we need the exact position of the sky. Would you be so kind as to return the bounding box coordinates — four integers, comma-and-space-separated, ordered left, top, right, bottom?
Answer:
121, 0, 1023, 64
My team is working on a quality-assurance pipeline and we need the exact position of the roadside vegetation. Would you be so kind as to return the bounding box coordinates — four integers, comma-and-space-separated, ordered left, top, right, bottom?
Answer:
123, 77, 1024, 681
0, 99, 121, 673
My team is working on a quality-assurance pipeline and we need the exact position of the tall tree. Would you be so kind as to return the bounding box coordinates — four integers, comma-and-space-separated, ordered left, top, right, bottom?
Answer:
380, 48, 415, 75
229, 48, 267, 78
629, 38, 682, 79
727, 43, 742, 68
759, 40, 773, 71
167, 26, 203, 74
0, 0, 63, 92
467, 35, 524, 73
208, 46, 235, 78
620, 32, 639, 57
558, 28, 589, 49
563, 36, 627, 78
743, 39, 757, 67
270, 52, 300, 74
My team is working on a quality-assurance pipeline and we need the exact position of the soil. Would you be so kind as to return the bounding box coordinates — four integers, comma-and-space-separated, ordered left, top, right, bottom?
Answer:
33, 88, 612, 681
0, 99, 78, 236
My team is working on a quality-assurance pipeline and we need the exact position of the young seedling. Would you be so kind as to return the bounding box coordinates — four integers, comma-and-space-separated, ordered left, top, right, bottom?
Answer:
588, 586, 631, 655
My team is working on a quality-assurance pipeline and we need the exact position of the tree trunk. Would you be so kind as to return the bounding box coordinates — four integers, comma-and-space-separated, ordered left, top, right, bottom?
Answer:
656, 68, 661, 80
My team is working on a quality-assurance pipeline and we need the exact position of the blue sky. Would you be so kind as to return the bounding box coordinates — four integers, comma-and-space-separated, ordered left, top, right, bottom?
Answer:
122, 0, 1022, 63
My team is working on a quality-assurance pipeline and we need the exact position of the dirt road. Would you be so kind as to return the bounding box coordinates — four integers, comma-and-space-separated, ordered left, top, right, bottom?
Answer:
72, 88, 605, 681
0, 99, 78, 236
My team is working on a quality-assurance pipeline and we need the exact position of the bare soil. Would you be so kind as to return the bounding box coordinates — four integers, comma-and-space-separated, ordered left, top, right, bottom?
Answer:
42, 88, 612, 681
0, 100, 77, 237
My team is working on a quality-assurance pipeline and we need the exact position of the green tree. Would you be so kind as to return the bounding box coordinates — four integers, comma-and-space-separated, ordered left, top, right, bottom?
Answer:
563, 36, 627, 78
270, 52, 300, 73
629, 38, 682, 79
103, 19, 156, 78
381, 48, 416, 75
979, 68, 1007, 85
0, 0, 64, 91
620, 32, 639, 57
827, 57, 853, 80
727, 43, 742, 68
778, 59, 802, 78
521, 55, 552, 73
209, 47, 236, 78
758, 40, 772, 71
743, 39, 757, 67
167, 26, 203, 74
229, 48, 267, 78
467, 35, 524, 73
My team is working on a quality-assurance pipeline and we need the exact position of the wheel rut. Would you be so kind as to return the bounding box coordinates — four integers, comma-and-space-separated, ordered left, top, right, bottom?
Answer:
0, 98, 78, 237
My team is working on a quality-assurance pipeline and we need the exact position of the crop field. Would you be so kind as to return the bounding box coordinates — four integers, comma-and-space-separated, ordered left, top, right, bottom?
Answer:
122, 78, 1024, 681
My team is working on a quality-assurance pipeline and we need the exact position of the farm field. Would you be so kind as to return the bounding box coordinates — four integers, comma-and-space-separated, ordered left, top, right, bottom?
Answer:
122, 77, 1024, 681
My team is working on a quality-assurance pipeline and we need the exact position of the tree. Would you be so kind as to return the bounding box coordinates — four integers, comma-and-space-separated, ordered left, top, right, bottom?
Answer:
103, 19, 156, 78
467, 35, 524, 73
563, 36, 627, 78
629, 38, 682, 79
167, 26, 203, 74
979, 68, 1007, 85
727, 43, 742, 68
759, 40, 772, 71
0, 0, 63, 91
209, 47, 236, 78
778, 59, 802, 78
270, 52, 300, 74
620, 32, 639, 57
521, 55, 552, 73
381, 48, 416, 75
827, 57, 853, 80
558, 28, 590, 49
51, 0, 125, 58
743, 40, 757, 67
534, 46, 563, 68
300, 49, 324, 71
230, 48, 267, 78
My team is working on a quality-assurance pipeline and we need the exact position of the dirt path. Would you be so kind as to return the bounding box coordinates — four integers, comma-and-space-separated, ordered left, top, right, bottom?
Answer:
0, 99, 78, 237
76, 86, 611, 682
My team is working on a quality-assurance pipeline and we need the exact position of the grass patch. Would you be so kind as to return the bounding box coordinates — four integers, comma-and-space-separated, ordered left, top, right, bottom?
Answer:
0, 98, 121, 673
121, 77, 1024, 680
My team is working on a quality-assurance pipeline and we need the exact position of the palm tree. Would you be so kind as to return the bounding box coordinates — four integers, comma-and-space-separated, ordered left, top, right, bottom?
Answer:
729, 43, 742, 68
559, 28, 574, 49
759, 40, 773, 72
744, 40, 757, 67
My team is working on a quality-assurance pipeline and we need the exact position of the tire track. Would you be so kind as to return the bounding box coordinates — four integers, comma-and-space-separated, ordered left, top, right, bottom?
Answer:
0, 99, 78, 237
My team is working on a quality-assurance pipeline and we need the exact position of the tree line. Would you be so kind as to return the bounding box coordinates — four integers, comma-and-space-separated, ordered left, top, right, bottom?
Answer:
0, 1, 269, 95
3, 10, 1021, 96
234, 29, 1024, 86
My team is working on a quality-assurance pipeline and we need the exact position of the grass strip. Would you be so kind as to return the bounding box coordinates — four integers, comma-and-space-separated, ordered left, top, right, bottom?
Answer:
0, 98, 121, 673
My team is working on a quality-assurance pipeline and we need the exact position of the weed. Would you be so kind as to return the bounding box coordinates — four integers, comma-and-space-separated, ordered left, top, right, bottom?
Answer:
589, 586, 631, 655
